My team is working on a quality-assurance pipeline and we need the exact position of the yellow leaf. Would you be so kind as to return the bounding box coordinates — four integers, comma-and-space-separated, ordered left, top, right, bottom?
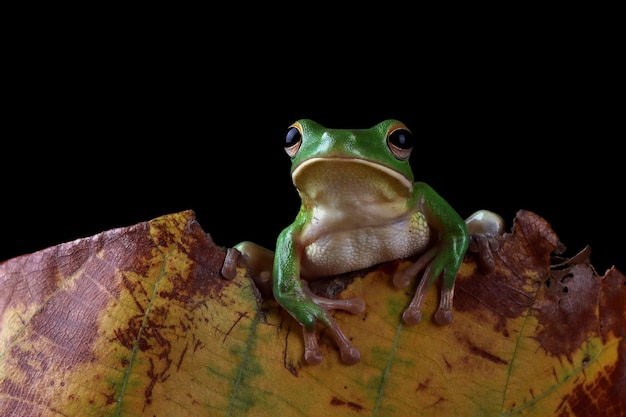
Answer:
1, 210, 624, 417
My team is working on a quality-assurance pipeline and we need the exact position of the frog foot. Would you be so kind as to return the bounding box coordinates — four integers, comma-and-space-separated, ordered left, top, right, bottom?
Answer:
302, 281, 366, 315
468, 233, 500, 273
401, 273, 454, 326
223, 242, 275, 299
300, 281, 364, 365
220, 247, 241, 280
392, 247, 455, 326
465, 209, 505, 274
302, 317, 361, 366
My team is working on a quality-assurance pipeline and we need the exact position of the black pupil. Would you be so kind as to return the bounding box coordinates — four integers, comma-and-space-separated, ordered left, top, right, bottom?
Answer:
389, 129, 413, 149
285, 127, 301, 147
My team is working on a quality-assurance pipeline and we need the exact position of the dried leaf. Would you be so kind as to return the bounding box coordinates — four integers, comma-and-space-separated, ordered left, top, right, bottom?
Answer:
0, 210, 624, 417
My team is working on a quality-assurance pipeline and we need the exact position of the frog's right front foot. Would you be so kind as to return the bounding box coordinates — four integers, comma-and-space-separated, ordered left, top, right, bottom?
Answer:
288, 282, 365, 365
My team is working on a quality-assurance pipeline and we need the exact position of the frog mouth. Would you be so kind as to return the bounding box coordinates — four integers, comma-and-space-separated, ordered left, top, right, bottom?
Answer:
292, 157, 413, 199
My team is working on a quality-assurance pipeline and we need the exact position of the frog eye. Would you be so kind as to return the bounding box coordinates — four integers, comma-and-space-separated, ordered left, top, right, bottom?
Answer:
387, 124, 413, 160
284, 123, 303, 158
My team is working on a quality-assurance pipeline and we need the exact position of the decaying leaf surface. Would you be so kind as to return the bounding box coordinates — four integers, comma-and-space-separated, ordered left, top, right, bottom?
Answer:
0, 210, 624, 417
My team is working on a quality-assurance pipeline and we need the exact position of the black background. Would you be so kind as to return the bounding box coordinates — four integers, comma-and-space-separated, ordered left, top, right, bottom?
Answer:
2, 23, 623, 275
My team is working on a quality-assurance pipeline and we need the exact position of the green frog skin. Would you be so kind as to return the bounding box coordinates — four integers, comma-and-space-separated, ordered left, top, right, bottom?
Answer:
222, 119, 504, 365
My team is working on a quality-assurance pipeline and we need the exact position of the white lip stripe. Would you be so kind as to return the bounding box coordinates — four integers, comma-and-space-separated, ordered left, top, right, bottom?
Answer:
293, 157, 412, 191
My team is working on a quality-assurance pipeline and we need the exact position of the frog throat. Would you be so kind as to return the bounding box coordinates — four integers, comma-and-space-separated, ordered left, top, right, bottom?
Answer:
292, 157, 413, 205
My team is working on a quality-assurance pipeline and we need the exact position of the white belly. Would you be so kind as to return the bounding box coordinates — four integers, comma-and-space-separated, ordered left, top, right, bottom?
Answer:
300, 212, 430, 278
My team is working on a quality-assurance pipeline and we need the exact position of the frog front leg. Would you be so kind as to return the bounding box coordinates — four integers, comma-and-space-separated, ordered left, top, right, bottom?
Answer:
225, 236, 365, 365
221, 241, 275, 299
393, 183, 470, 326
274, 226, 364, 365
393, 185, 504, 326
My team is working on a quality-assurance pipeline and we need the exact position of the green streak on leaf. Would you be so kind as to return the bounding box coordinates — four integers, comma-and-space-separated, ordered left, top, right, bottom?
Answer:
500, 336, 615, 417
500, 300, 535, 416
386, 295, 405, 321
226, 311, 263, 416
115, 253, 168, 417
372, 322, 404, 416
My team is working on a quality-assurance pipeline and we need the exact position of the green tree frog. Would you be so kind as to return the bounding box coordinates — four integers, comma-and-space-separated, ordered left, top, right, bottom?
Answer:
222, 119, 504, 365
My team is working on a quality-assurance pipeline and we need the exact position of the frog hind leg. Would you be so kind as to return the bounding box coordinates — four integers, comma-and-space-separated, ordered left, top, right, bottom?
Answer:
465, 209, 505, 273
225, 241, 275, 299
302, 280, 366, 315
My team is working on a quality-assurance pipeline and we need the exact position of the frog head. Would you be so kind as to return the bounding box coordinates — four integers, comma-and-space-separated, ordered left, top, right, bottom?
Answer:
284, 119, 416, 208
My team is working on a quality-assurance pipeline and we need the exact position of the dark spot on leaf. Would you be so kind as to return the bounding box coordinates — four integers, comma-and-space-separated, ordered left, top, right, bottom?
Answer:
284, 361, 298, 377
105, 391, 116, 405
534, 263, 600, 361
432, 397, 445, 407
416, 378, 431, 392
176, 342, 188, 372
330, 397, 344, 406
330, 396, 363, 411
457, 334, 508, 365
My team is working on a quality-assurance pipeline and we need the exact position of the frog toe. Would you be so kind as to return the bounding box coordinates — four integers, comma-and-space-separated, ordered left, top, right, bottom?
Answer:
326, 319, 360, 365
220, 248, 241, 280
232, 241, 275, 298
393, 247, 437, 289
434, 286, 454, 325
401, 266, 430, 325
434, 308, 453, 325
303, 327, 324, 365
393, 269, 413, 289
340, 345, 361, 365
402, 307, 423, 325
303, 281, 366, 315
314, 296, 366, 315
302, 318, 361, 365
468, 233, 500, 274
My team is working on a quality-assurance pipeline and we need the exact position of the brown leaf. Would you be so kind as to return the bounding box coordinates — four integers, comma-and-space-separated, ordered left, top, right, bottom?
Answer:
0, 209, 624, 417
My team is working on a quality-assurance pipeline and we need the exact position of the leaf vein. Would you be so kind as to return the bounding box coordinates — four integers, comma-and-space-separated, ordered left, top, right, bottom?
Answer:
372, 322, 404, 416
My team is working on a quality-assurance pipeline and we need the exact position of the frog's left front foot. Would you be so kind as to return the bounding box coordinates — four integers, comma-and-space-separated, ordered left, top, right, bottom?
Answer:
393, 210, 505, 327
465, 210, 505, 274
392, 246, 453, 325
